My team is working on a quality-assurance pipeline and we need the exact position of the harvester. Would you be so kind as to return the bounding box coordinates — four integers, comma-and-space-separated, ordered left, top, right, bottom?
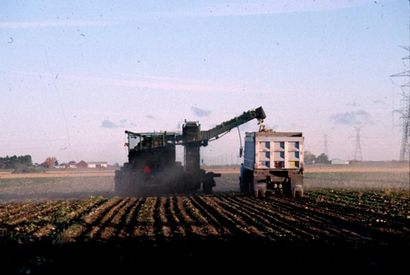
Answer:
115, 107, 266, 195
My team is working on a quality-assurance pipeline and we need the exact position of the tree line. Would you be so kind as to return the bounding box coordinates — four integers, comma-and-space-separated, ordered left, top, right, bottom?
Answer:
0, 155, 32, 169
304, 152, 331, 164
0, 155, 60, 173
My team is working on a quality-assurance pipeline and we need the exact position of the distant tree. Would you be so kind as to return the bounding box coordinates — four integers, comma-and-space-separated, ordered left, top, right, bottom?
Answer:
22, 155, 33, 166
0, 155, 32, 169
42, 157, 58, 168
304, 151, 316, 164
316, 153, 331, 164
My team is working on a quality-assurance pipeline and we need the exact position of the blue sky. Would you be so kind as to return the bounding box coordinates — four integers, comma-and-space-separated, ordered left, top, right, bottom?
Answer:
1, 0, 409, 164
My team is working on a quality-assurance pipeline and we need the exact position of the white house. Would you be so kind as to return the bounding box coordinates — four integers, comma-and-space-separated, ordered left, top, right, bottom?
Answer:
88, 161, 108, 168
331, 159, 349, 165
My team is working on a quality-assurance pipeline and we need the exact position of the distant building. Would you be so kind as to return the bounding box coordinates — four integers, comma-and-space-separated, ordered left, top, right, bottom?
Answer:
76, 160, 88, 168
331, 159, 349, 165
88, 161, 108, 168
67, 161, 77, 168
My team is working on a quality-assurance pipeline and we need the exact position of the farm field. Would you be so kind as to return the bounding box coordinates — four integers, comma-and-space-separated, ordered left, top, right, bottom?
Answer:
0, 163, 409, 274
0, 192, 409, 273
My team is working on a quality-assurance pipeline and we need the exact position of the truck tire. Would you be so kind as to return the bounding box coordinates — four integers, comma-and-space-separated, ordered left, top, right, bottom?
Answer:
239, 176, 244, 193
248, 181, 256, 197
259, 184, 267, 198
254, 183, 267, 198
289, 174, 304, 199
282, 178, 292, 197
240, 175, 249, 194
293, 190, 303, 199
292, 188, 304, 199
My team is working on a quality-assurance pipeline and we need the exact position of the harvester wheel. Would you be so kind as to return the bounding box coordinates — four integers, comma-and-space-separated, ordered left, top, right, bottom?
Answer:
114, 170, 124, 195
203, 181, 213, 194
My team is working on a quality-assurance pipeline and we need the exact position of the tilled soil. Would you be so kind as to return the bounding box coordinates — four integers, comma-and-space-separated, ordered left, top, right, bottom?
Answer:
0, 191, 409, 274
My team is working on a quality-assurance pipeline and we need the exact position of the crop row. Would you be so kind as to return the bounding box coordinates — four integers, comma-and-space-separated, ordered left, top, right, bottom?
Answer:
0, 191, 408, 245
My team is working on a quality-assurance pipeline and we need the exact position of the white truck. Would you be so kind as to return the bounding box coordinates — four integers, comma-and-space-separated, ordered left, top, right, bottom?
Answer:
240, 130, 304, 198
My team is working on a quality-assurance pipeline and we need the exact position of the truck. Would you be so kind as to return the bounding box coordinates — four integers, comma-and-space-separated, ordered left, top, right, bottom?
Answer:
115, 106, 266, 196
240, 130, 304, 198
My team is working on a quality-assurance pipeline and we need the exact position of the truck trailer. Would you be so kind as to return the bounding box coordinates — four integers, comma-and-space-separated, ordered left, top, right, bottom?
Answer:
240, 131, 304, 198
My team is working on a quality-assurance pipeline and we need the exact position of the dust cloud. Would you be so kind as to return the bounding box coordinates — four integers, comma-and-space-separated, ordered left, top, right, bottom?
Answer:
0, 176, 114, 202
0, 163, 408, 202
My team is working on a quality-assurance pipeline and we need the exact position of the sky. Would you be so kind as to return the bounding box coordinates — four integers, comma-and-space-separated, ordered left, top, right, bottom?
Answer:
1, 0, 409, 164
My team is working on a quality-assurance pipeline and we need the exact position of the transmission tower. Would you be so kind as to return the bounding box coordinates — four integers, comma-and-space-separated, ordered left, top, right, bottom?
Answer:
401, 91, 410, 161
323, 134, 329, 157
390, 0, 410, 161
353, 127, 363, 161
391, 46, 410, 161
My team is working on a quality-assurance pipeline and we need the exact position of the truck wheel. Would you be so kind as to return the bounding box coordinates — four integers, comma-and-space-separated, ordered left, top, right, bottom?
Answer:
240, 177, 249, 194
239, 176, 244, 193
289, 174, 304, 199
255, 183, 267, 198
260, 185, 266, 198
283, 179, 292, 197
248, 181, 255, 197
293, 189, 304, 199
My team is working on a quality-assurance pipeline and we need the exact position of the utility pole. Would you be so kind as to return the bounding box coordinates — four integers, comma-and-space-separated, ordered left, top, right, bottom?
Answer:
353, 127, 363, 161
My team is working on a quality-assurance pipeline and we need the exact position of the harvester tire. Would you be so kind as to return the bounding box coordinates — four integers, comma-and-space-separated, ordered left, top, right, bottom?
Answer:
203, 181, 213, 194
